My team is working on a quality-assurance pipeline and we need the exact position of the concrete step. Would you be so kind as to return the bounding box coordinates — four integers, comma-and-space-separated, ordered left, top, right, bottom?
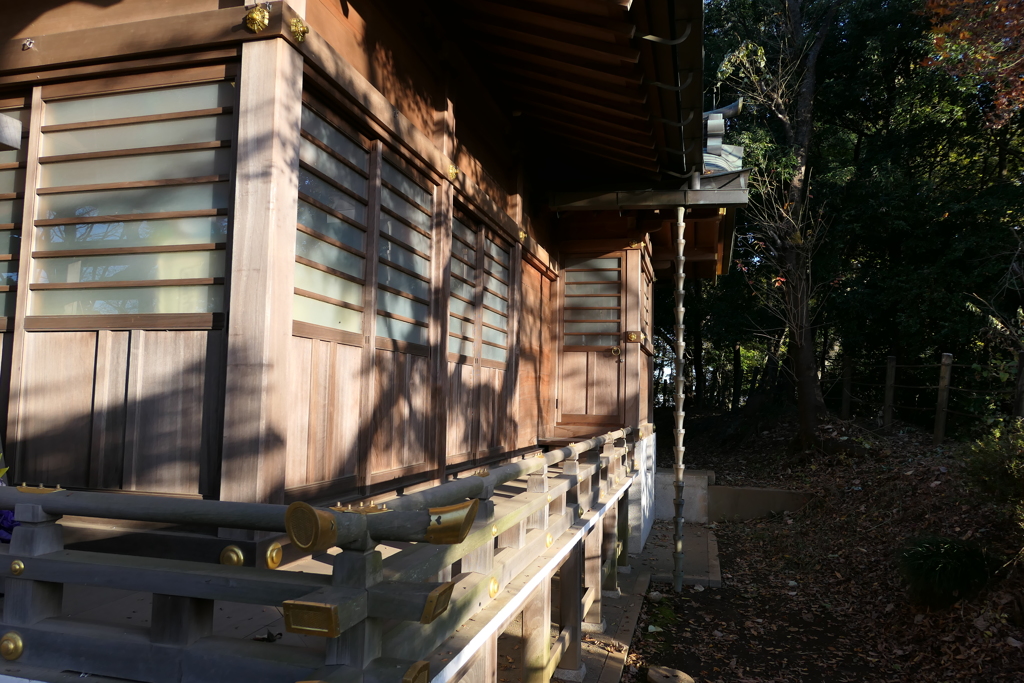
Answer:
654, 468, 714, 524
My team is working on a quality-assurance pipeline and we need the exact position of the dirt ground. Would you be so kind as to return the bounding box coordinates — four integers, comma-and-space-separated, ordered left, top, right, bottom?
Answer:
627, 410, 1024, 683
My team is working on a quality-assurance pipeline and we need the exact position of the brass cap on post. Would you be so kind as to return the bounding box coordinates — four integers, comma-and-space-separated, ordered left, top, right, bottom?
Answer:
403, 661, 430, 683
424, 499, 479, 545
0, 632, 22, 660
488, 577, 499, 598
265, 542, 283, 569
220, 545, 244, 566
9, 560, 23, 576
286, 502, 338, 553
420, 581, 456, 624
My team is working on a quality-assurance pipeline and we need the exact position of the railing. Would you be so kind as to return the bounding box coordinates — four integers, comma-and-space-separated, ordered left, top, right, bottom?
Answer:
0, 426, 639, 683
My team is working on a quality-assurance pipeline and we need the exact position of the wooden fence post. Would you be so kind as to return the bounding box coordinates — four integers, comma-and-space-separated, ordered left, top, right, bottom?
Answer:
841, 356, 852, 420
883, 356, 896, 430
934, 353, 953, 445
1015, 350, 1024, 418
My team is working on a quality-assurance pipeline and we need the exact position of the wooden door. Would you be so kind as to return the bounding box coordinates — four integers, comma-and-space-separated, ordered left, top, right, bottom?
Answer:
557, 253, 625, 427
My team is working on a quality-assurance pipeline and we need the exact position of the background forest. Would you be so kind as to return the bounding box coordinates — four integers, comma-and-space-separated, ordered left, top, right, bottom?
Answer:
653, 0, 1024, 444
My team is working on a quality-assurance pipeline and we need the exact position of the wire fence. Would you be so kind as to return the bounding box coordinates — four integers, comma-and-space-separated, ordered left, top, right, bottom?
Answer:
823, 352, 1024, 444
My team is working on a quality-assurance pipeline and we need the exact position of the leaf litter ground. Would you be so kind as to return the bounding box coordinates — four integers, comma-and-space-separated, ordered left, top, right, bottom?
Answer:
625, 412, 1024, 683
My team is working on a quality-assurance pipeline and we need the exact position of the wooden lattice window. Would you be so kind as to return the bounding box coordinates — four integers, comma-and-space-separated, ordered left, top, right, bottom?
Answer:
0, 97, 28, 321
562, 255, 622, 348
31, 79, 235, 316
294, 103, 367, 333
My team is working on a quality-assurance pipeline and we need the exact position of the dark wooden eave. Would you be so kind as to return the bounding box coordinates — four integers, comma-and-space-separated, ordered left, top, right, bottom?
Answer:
445, 0, 705, 182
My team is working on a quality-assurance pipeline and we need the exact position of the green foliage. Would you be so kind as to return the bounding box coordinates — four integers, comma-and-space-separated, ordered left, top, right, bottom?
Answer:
966, 418, 1024, 503
899, 536, 992, 608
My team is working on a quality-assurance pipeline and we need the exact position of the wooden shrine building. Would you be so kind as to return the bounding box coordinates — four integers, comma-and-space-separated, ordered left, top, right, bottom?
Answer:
0, 2, 747, 682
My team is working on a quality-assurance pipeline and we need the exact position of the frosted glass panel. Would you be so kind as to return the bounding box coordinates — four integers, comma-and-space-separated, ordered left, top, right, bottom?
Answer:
0, 200, 20, 224
301, 107, 367, 171
451, 238, 475, 263
37, 217, 228, 250
293, 294, 362, 332
0, 261, 17, 285
565, 283, 619, 295
296, 233, 364, 277
448, 316, 472, 337
0, 292, 14, 317
299, 138, 366, 198
297, 201, 365, 250
483, 309, 506, 330
566, 257, 620, 269
484, 275, 508, 298
294, 262, 362, 306
381, 187, 431, 232
451, 258, 474, 281
382, 162, 431, 209
377, 290, 428, 322
0, 169, 24, 194
449, 336, 474, 356
41, 148, 232, 188
566, 269, 619, 282
378, 238, 429, 278
46, 83, 235, 125
34, 251, 224, 284
0, 232, 20, 254
378, 263, 429, 300
42, 115, 233, 156
380, 214, 430, 254
482, 291, 507, 314
565, 296, 619, 308
564, 334, 618, 347
376, 315, 427, 345
565, 308, 618, 320
452, 218, 475, 245
564, 322, 619, 334
482, 326, 507, 346
449, 297, 473, 318
298, 170, 366, 224
32, 285, 223, 315
484, 240, 509, 266
449, 277, 474, 301
484, 257, 509, 281
481, 344, 507, 363
39, 183, 230, 219
0, 110, 28, 165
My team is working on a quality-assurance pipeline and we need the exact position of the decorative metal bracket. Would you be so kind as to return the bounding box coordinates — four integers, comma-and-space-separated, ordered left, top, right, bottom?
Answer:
245, 3, 271, 33
290, 18, 309, 42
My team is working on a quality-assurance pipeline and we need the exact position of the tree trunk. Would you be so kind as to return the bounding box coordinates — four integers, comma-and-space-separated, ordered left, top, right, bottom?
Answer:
793, 323, 819, 449
732, 343, 743, 411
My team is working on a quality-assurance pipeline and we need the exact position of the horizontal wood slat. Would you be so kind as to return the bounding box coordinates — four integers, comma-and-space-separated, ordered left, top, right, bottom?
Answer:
24, 313, 224, 330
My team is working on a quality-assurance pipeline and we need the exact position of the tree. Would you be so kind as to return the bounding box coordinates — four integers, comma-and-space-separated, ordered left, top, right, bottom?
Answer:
924, 0, 1024, 126
711, 0, 840, 448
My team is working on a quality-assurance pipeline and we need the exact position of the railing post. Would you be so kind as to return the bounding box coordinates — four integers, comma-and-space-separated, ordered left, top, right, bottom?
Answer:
582, 524, 602, 632
883, 356, 896, 430
555, 543, 583, 677
934, 353, 953, 445
328, 548, 384, 668
841, 355, 852, 420
1015, 350, 1024, 418
5, 503, 64, 626
522, 574, 551, 683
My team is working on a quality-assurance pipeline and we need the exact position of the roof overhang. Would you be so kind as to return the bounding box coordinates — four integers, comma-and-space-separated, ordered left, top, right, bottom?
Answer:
548, 169, 749, 210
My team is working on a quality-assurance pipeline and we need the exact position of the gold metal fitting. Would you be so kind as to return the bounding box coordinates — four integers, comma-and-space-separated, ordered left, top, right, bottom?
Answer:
629, 239, 644, 249
0, 632, 22, 661
282, 599, 341, 637
546, 494, 552, 503
9, 560, 23, 576
286, 502, 338, 553
545, 533, 553, 548
491, 524, 498, 537
403, 661, 431, 683
626, 331, 641, 343
473, 467, 490, 477
447, 164, 459, 181
265, 542, 283, 569
518, 229, 528, 242
420, 581, 455, 624
244, 4, 270, 33
290, 18, 309, 42
488, 577, 499, 598
220, 545, 245, 566
424, 499, 479, 544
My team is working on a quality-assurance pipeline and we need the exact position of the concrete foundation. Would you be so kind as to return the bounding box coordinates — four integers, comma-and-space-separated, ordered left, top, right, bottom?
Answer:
626, 433, 656, 553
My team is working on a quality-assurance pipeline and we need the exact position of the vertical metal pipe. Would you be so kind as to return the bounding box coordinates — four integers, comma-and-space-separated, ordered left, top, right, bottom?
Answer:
672, 208, 687, 592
